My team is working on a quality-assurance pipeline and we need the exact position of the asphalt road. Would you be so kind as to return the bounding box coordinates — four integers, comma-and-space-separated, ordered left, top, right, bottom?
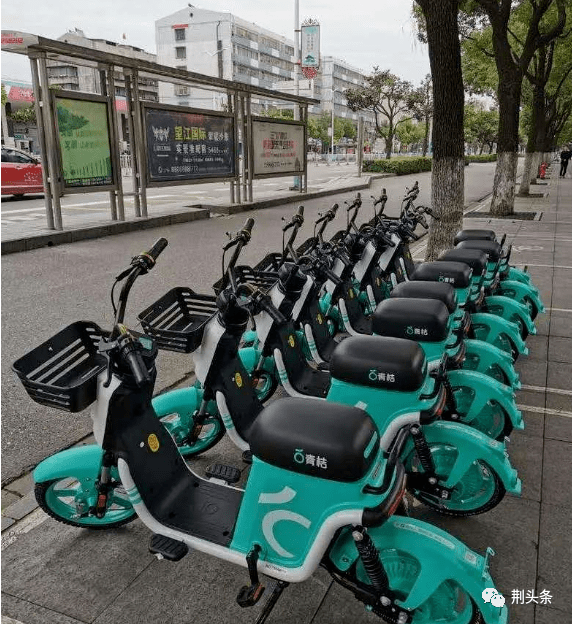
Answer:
1, 162, 499, 483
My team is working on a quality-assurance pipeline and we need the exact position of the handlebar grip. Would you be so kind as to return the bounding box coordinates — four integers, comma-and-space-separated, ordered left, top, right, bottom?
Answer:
331, 203, 339, 215
297, 205, 304, 217
324, 267, 342, 285
260, 296, 287, 325
146, 238, 168, 262
243, 218, 255, 235
122, 340, 150, 387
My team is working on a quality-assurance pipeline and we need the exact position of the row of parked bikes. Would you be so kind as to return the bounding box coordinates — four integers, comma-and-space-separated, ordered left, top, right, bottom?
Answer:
14, 182, 544, 623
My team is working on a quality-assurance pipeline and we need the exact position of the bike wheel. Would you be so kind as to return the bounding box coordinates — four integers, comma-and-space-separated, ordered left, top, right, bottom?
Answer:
251, 368, 278, 402
452, 388, 513, 441
159, 411, 225, 457
404, 444, 506, 517
35, 477, 136, 529
523, 295, 539, 321
357, 551, 484, 623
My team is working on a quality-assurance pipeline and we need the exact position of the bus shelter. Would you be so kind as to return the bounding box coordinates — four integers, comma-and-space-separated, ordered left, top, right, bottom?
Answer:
1, 31, 319, 230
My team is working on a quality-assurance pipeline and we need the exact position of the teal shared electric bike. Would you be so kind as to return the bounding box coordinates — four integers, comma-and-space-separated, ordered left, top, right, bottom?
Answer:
14, 239, 509, 624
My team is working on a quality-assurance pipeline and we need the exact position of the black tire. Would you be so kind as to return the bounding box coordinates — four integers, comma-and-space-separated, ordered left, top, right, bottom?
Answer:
35, 479, 137, 529
523, 295, 539, 321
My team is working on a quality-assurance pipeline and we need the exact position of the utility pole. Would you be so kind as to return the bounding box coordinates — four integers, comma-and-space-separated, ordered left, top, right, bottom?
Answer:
292, 0, 301, 190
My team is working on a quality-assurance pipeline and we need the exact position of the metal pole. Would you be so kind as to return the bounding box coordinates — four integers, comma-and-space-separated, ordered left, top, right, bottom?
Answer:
29, 54, 54, 229
99, 68, 117, 221
293, 0, 301, 190
38, 55, 63, 230
331, 90, 334, 163
228, 92, 235, 204
302, 104, 308, 192
106, 65, 124, 220
246, 93, 253, 203
357, 116, 364, 177
233, 92, 241, 204
241, 95, 248, 202
125, 72, 141, 217
131, 69, 147, 217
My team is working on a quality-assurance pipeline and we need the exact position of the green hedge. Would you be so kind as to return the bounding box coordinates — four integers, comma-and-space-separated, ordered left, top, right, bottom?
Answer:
466, 154, 497, 163
363, 156, 433, 175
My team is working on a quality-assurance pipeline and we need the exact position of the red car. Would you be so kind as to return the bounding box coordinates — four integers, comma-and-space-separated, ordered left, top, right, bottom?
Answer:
1, 147, 44, 196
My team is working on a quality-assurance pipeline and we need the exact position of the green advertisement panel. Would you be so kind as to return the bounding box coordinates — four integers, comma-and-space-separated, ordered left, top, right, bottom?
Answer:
55, 96, 113, 189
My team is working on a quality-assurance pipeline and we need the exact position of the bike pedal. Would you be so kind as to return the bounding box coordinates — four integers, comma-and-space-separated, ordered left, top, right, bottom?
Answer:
149, 534, 188, 561
236, 582, 265, 607
205, 463, 241, 484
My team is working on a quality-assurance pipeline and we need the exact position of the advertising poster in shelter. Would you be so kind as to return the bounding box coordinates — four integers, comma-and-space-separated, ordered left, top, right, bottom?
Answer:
252, 120, 305, 177
144, 106, 235, 183
55, 96, 113, 188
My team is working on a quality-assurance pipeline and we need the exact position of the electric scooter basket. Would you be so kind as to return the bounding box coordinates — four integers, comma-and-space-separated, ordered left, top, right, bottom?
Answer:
12, 321, 107, 412
212, 265, 278, 296
253, 253, 283, 272
138, 287, 218, 353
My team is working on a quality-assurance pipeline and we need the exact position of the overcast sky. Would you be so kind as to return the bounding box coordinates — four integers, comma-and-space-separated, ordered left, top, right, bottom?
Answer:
1, 0, 430, 86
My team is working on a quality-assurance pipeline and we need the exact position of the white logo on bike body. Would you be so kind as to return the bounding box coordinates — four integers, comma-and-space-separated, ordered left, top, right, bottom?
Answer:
258, 487, 312, 558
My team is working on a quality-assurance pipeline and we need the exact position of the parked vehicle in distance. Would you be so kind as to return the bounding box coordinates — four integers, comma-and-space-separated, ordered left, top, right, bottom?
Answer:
1, 147, 44, 197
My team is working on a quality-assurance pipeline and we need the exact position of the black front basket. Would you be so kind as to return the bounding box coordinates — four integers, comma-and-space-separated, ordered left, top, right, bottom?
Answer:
138, 287, 218, 353
12, 321, 107, 413
212, 265, 278, 296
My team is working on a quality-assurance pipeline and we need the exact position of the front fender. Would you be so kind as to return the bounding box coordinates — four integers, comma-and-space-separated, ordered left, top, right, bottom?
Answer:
329, 519, 507, 624
471, 312, 528, 356
34, 444, 104, 484
238, 345, 262, 373
463, 339, 520, 390
484, 295, 536, 335
447, 368, 524, 431
497, 280, 545, 314
152, 385, 202, 417
420, 421, 521, 495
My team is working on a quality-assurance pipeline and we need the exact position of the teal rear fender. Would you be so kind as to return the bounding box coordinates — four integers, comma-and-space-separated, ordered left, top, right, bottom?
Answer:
497, 280, 545, 313
447, 369, 524, 430
471, 312, 528, 355
484, 295, 537, 335
329, 518, 507, 624
420, 421, 521, 496
241, 329, 258, 345
504, 266, 532, 285
34, 444, 104, 484
152, 385, 202, 417
463, 339, 520, 390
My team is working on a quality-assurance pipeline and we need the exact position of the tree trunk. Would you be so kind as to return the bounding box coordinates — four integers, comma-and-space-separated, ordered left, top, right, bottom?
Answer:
385, 131, 393, 159
490, 68, 522, 216
417, 0, 465, 260
519, 82, 545, 194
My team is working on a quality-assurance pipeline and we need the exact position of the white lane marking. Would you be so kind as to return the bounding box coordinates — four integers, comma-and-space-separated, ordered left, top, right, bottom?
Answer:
546, 307, 572, 313
1, 508, 48, 550
517, 404, 572, 419
1, 206, 46, 215
520, 385, 572, 396
523, 264, 572, 269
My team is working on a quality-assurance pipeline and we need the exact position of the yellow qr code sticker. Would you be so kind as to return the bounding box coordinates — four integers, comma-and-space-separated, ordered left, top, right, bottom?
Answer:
235, 372, 243, 387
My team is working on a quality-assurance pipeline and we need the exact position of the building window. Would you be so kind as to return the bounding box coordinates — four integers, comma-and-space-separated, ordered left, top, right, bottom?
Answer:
175, 28, 186, 41
175, 46, 186, 59
175, 85, 190, 96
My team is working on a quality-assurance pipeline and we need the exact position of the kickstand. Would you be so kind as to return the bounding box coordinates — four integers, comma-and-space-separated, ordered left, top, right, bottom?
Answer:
254, 580, 289, 624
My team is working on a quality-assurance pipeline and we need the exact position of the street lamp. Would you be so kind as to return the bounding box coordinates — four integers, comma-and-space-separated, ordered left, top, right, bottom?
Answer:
331, 87, 340, 162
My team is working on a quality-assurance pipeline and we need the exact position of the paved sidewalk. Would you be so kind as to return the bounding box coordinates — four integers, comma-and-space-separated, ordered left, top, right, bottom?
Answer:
2, 173, 571, 624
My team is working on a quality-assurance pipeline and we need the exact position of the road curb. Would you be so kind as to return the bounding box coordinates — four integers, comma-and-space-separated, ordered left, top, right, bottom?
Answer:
1, 174, 393, 255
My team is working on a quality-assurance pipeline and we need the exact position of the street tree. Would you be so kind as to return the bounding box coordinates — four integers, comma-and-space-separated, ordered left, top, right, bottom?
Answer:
395, 118, 426, 152
415, 74, 434, 156
414, 0, 466, 261
467, 0, 567, 215
345, 69, 421, 159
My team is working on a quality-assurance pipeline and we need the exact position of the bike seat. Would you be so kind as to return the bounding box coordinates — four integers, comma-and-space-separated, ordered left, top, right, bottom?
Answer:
249, 397, 379, 482
438, 249, 488, 277
410, 261, 473, 288
390, 281, 457, 313
330, 335, 426, 392
456, 239, 503, 262
373, 298, 450, 343
454, 229, 496, 245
